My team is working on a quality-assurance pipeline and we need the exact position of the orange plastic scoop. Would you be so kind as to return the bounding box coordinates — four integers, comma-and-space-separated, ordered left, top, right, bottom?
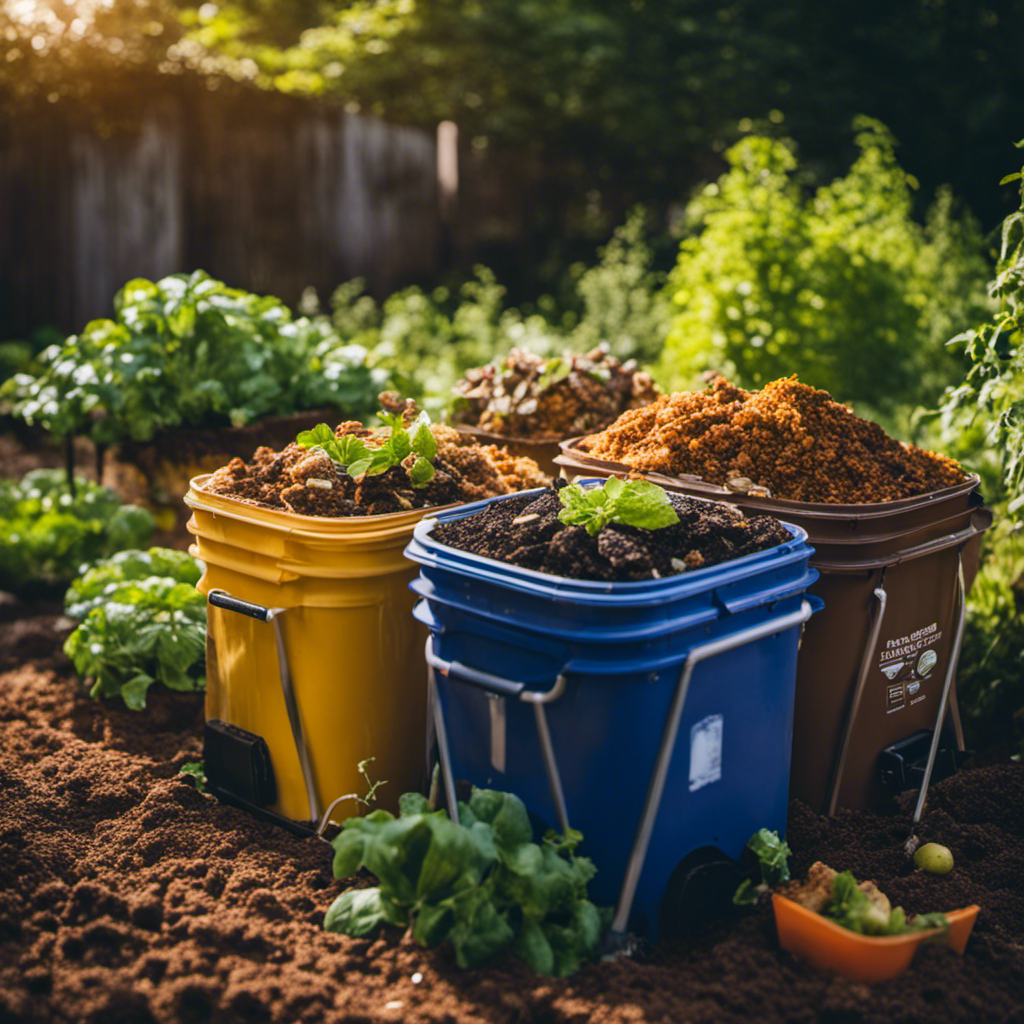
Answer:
772, 893, 979, 983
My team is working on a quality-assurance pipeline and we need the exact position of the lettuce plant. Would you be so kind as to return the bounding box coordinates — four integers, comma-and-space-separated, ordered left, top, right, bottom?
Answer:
63, 548, 205, 710
324, 788, 606, 976
0, 470, 154, 593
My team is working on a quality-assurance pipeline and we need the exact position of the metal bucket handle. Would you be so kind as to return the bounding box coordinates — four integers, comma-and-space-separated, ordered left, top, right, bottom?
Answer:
825, 548, 968, 819
426, 599, 815, 943
207, 589, 321, 823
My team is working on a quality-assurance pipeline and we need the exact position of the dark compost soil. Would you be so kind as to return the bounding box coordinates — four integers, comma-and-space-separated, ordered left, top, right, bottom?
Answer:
1, 613, 1023, 1024
431, 486, 792, 582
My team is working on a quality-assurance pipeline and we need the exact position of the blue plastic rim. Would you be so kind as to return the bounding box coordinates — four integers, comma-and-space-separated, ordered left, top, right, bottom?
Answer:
406, 483, 820, 937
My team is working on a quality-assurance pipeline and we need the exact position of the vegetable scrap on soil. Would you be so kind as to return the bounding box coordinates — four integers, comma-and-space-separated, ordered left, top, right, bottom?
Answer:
578, 376, 967, 503
451, 346, 659, 440
1, 614, 1023, 1024
431, 482, 791, 582
204, 419, 549, 517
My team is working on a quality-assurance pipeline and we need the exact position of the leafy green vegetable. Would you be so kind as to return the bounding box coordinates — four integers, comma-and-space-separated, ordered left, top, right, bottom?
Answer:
733, 828, 791, 906
296, 408, 438, 487
557, 478, 678, 536
0, 470, 154, 593
323, 787, 607, 976
63, 548, 206, 710
1, 271, 383, 449
824, 871, 949, 938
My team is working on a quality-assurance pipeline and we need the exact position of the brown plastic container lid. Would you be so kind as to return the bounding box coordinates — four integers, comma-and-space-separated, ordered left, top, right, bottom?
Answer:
556, 436, 987, 556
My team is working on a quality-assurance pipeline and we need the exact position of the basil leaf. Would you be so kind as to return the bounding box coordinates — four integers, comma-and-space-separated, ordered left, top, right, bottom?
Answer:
408, 456, 436, 488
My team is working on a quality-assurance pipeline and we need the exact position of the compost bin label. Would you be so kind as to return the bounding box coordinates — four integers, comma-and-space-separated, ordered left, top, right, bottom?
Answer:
878, 622, 942, 714
689, 714, 723, 792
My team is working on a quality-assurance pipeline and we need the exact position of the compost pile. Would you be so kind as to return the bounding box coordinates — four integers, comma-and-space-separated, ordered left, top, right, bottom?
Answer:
578, 376, 967, 503
203, 421, 549, 516
2, 614, 1023, 1024
431, 485, 791, 582
451, 347, 659, 440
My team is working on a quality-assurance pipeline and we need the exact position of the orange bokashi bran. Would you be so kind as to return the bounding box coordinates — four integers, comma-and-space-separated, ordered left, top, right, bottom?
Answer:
578, 376, 966, 504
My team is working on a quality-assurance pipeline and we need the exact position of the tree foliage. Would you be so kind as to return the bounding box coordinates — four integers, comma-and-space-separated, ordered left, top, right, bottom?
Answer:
658, 120, 991, 412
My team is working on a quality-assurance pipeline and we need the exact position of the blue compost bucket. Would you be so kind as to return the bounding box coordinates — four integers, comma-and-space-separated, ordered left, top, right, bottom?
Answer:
405, 485, 820, 939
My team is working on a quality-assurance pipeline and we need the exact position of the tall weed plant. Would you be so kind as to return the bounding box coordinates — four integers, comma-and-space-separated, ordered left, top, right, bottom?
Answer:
658, 119, 991, 414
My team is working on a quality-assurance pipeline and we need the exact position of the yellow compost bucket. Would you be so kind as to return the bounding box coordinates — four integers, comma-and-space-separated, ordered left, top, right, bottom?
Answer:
185, 475, 448, 826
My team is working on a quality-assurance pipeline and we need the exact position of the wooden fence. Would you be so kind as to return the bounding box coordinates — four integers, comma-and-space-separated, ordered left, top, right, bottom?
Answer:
0, 85, 441, 336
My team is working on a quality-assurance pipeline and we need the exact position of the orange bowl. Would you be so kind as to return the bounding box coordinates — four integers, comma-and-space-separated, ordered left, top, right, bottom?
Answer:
772, 893, 979, 983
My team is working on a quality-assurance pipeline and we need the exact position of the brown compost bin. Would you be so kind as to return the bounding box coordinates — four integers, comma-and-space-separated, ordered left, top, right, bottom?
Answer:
556, 437, 993, 813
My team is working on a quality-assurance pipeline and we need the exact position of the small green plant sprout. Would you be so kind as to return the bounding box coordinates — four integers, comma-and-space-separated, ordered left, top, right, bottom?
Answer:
733, 828, 792, 906
179, 761, 208, 794
557, 477, 679, 536
296, 408, 438, 487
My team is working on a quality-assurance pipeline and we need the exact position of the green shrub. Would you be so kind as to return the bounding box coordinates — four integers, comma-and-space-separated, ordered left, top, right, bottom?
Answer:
658, 119, 991, 413
940, 139, 1024, 757
957, 520, 1024, 756
0, 470, 154, 593
1, 271, 383, 447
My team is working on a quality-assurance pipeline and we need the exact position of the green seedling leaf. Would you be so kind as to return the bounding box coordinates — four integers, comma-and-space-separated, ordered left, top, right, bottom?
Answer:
558, 478, 678, 536
294, 401, 436, 485
733, 828, 791, 905
408, 456, 436, 487
324, 887, 405, 937
179, 761, 207, 794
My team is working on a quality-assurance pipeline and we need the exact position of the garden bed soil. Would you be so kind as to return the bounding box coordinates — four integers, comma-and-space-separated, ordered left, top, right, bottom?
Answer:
431, 486, 791, 582
1, 614, 1023, 1024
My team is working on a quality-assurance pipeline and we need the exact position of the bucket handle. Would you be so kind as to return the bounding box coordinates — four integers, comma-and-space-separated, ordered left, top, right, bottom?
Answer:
826, 547, 969, 817
207, 589, 321, 823
427, 601, 816, 945
912, 553, 967, 823
425, 642, 571, 835
826, 572, 889, 816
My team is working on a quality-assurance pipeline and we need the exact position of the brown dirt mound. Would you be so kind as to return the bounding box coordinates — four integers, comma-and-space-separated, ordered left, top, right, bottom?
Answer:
579, 376, 966, 504
1, 616, 1022, 1024
204, 422, 550, 516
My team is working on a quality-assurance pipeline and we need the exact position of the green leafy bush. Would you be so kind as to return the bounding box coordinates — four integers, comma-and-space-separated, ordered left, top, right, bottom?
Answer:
63, 548, 205, 710
325, 788, 606, 976
658, 120, 991, 413
938, 140, 1024, 758
0, 470, 154, 593
2, 271, 383, 447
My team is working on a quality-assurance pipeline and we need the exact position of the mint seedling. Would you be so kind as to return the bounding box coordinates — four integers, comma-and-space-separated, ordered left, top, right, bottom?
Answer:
296, 408, 438, 487
557, 478, 678, 536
